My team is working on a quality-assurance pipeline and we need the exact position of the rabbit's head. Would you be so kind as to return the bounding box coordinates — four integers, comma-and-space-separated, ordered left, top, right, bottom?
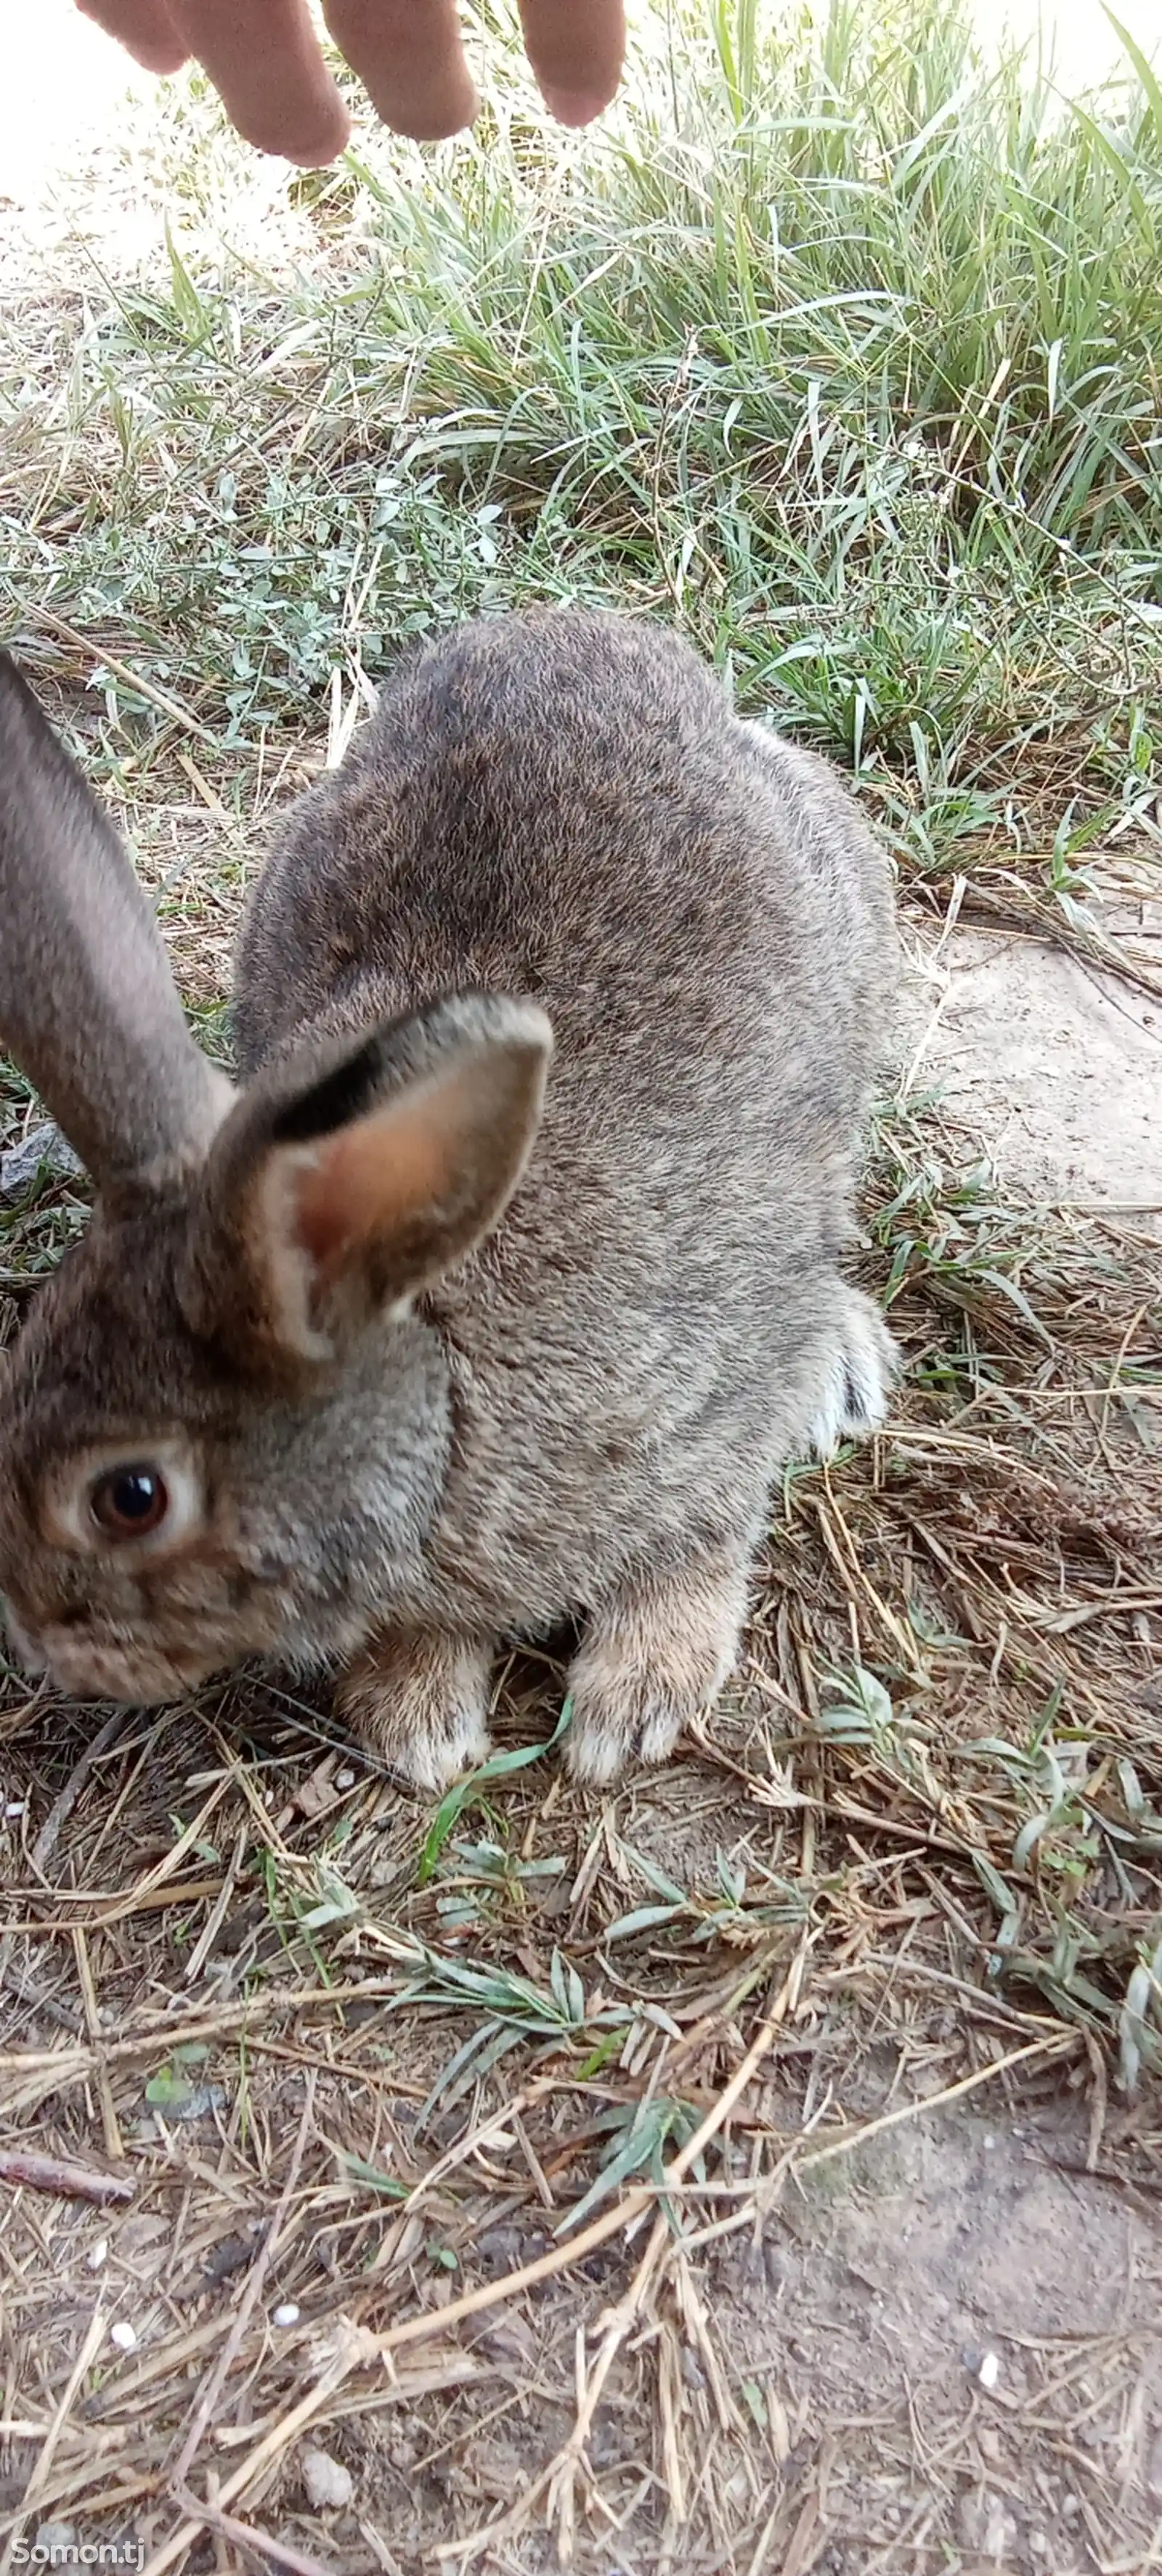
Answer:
0, 655, 550, 1706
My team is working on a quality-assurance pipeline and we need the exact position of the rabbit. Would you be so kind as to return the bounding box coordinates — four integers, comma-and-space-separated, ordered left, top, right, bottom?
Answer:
0, 608, 898, 1788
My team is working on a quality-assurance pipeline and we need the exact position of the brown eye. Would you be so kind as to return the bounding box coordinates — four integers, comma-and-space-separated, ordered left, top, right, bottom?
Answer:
89, 1465, 169, 1542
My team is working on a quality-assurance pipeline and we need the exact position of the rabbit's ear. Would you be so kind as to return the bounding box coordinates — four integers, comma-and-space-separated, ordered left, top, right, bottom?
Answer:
185, 994, 552, 1369
0, 655, 232, 1201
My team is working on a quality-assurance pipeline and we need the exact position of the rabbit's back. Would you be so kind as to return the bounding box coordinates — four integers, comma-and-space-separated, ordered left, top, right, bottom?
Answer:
236, 608, 893, 1125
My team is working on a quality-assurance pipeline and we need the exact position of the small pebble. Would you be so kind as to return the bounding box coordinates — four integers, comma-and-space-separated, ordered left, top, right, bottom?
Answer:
978, 2348, 1001, 2392
983, 2502, 1018, 2559
272, 2302, 301, 2328
88, 2238, 109, 2272
153, 2080, 227, 2125
956, 2491, 1017, 2559
109, 2321, 137, 2353
336, 1768, 356, 1790
0, 1123, 84, 1199
4, 1800, 27, 1820
301, 2445, 354, 2511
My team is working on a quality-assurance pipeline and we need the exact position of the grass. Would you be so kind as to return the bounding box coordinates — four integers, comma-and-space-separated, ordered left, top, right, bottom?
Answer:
2, 0, 1162, 873
1, 2, 1162, 2568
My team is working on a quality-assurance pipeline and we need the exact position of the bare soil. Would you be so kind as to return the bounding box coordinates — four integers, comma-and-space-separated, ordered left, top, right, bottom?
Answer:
910, 868, 1162, 1214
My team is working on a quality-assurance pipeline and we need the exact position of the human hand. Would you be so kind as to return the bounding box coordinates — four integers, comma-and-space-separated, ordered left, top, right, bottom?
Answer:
74, 0, 626, 163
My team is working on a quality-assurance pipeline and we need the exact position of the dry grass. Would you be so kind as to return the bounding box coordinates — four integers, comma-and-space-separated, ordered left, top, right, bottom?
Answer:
2, 1086, 1161, 2569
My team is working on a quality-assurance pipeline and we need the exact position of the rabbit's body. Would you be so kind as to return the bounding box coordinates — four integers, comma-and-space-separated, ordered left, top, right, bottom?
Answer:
240, 609, 891, 1628
0, 610, 897, 1784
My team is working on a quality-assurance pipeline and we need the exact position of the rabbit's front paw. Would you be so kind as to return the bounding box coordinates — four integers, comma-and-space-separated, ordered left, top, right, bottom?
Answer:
337, 1629, 494, 1790
808, 1289, 899, 1460
566, 1557, 748, 1787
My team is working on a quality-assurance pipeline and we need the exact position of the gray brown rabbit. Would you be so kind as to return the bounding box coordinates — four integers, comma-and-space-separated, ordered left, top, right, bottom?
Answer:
0, 609, 898, 1785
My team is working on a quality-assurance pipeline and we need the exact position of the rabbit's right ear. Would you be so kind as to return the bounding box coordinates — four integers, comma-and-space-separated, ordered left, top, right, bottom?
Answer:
183, 994, 553, 1377
0, 655, 232, 1201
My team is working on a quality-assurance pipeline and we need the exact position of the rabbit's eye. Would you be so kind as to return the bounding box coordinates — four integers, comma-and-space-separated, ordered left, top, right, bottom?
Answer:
89, 1466, 170, 1542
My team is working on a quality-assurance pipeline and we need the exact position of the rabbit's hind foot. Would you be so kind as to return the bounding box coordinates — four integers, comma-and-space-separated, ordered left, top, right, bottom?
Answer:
807, 1289, 899, 1462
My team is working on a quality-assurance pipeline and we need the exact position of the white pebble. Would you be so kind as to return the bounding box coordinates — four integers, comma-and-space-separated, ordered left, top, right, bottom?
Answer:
301, 2446, 354, 2511
87, 2238, 109, 2272
978, 2348, 1001, 2392
336, 1769, 356, 1790
109, 2321, 137, 2353
4, 1800, 26, 1819
956, 2492, 1017, 2557
272, 2302, 301, 2328
982, 2500, 1017, 2558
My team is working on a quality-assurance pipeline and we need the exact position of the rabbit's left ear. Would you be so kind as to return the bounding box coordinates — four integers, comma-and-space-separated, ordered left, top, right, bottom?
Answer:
182, 993, 553, 1371
0, 653, 233, 1204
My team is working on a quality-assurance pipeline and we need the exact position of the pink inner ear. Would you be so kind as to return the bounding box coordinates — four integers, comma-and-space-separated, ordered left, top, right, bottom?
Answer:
293, 1101, 450, 1280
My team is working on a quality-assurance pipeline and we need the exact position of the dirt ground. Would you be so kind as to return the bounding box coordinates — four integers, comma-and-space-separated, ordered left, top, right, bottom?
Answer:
909, 869, 1162, 1214
4, 1720, 1162, 2576
2, 878, 1161, 2576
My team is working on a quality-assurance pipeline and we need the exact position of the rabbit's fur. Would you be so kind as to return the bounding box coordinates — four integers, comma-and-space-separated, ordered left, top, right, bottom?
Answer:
0, 610, 898, 1784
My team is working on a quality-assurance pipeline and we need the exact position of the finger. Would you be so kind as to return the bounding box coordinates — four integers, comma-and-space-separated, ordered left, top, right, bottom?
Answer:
517, 0, 625, 124
75, 0, 190, 76
322, 0, 477, 142
168, 0, 351, 162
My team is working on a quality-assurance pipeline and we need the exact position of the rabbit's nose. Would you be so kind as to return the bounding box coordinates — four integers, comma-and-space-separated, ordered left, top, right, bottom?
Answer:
36, 1626, 216, 1708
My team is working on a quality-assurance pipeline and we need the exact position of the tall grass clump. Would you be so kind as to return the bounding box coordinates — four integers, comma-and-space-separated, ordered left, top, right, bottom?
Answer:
1, 0, 1160, 857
